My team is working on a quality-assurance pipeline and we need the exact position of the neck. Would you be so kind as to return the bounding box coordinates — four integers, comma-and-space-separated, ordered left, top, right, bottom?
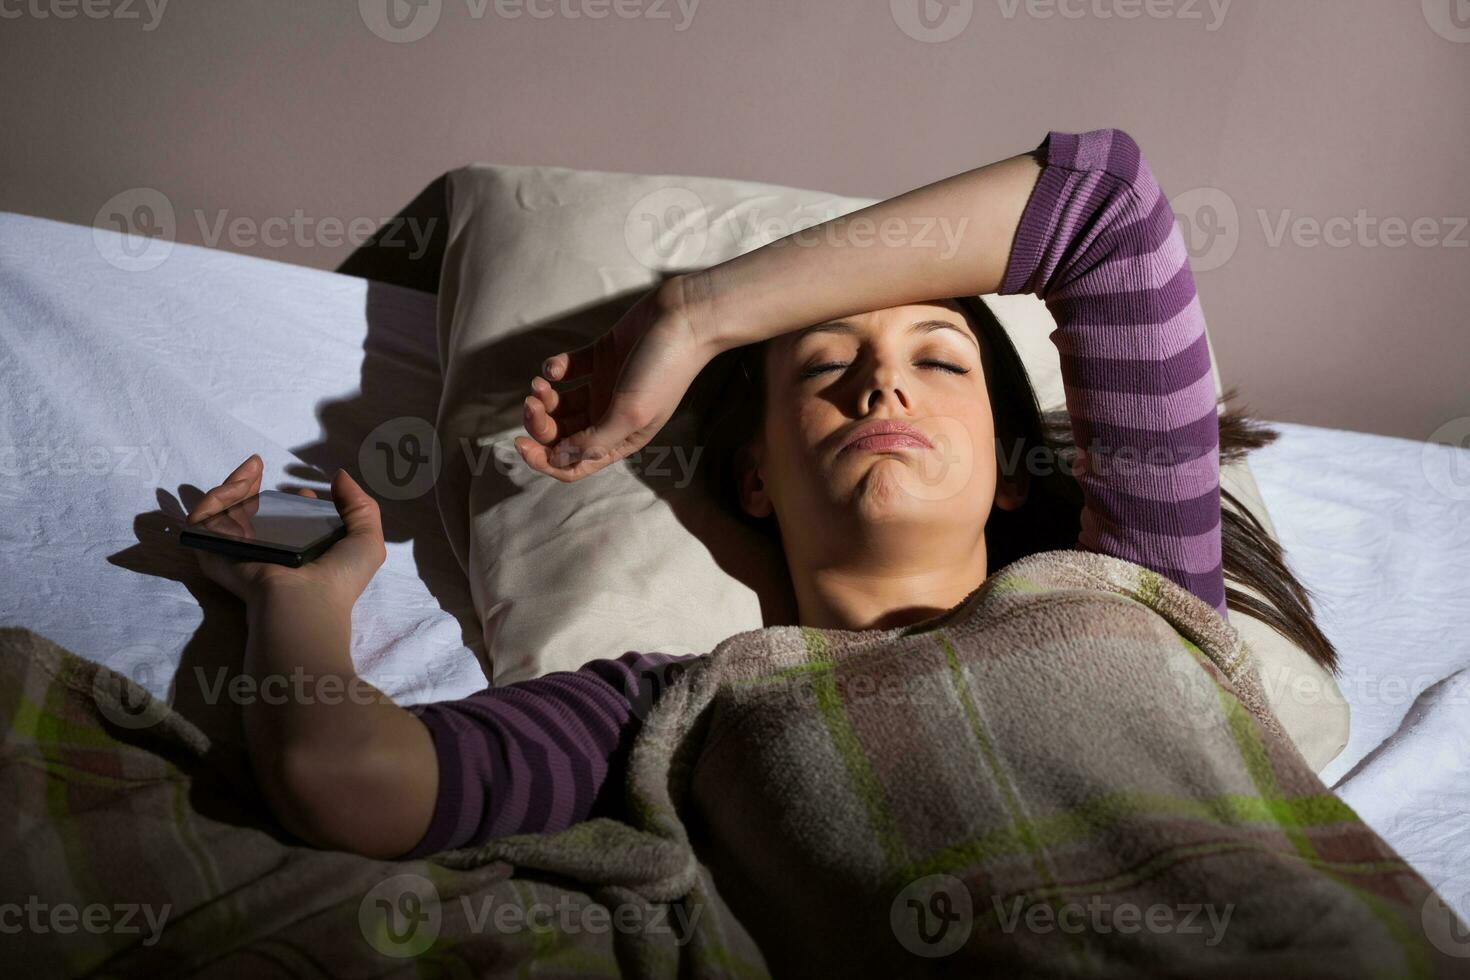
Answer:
788, 533, 989, 632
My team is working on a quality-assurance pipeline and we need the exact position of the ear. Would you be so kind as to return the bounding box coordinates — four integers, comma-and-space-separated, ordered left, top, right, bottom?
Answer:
993, 445, 1029, 512
737, 444, 774, 519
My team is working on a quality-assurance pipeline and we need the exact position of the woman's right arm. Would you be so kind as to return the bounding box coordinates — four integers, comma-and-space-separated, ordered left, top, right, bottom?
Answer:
402, 650, 697, 857
189, 456, 693, 858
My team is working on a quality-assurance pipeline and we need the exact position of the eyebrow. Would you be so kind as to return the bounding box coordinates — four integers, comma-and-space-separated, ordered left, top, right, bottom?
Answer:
793, 318, 980, 350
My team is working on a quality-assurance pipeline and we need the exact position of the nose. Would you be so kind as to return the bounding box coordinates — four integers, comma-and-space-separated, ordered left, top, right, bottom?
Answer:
858, 353, 910, 414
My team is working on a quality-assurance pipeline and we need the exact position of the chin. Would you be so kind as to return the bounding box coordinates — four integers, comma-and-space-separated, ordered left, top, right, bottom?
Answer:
846, 458, 934, 522
836, 452, 984, 526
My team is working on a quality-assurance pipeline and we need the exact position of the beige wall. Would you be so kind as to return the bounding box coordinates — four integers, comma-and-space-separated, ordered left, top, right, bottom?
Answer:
2, 0, 1466, 442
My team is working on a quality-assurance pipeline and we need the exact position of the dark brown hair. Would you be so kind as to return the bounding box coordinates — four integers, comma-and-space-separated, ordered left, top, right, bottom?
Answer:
691, 295, 1339, 673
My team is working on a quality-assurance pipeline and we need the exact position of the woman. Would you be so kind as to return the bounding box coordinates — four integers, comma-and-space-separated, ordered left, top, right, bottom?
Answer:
185, 129, 1332, 861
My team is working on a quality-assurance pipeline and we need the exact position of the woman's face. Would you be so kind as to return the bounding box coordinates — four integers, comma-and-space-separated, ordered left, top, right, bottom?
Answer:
739, 300, 1024, 548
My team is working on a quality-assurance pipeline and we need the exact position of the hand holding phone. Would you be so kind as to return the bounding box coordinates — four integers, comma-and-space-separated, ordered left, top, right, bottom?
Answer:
182, 488, 347, 567
182, 454, 387, 606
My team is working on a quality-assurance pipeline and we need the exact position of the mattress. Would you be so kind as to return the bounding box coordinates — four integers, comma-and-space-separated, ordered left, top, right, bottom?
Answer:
2, 211, 1467, 920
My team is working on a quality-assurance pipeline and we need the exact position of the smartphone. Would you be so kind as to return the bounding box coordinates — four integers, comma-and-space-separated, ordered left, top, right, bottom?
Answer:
180, 489, 347, 567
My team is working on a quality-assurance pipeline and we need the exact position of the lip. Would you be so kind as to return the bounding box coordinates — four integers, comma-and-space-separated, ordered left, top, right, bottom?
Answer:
836, 419, 934, 457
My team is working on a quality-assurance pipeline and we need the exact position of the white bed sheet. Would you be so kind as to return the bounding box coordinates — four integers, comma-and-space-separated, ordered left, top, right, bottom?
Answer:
0, 212, 488, 720
2, 211, 1467, 921
1249, 422, 1470, 917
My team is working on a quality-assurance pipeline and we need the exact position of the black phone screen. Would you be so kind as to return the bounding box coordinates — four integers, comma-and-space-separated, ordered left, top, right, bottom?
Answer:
189, 490, 344, 551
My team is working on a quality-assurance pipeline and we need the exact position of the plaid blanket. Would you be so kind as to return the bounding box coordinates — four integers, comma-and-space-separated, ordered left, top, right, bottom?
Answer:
3, 549, 1466, 977
0, 628, 760, 978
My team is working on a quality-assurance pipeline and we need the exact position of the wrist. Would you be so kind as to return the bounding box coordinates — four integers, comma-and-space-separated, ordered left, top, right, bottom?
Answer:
248, 572, 355, 612
660, 268, 742, 358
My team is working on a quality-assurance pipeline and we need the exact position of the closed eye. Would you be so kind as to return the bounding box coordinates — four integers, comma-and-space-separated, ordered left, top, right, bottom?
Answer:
800, 361, 849, 379
800, 360, 971, 379
916, 359, 970, 375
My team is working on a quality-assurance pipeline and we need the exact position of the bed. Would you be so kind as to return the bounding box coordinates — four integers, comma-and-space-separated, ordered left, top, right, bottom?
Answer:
3, 210, 1468, 926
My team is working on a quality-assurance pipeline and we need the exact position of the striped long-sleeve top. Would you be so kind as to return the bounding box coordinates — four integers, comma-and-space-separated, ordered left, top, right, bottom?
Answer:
402, 129, 1224, 858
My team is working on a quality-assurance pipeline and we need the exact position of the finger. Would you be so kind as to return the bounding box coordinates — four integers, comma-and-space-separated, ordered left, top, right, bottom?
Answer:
524, 396, 592, 448
233, 453, 264, 478
298, 489, 318, 498
513, 436, 554, 475
543, 344, 593, 384
187, 454, 263, 524
554, 401, 648, 468
514, 436, 608, 483
529, 375, 560, 413
523, 395, 556, 445
531, 380, 593, 427
329, 469, 385, 549
517, 427, 630, 483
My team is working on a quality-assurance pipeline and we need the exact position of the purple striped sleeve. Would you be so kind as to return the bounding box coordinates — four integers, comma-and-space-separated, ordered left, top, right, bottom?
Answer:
1000, 129, 1227, 617
400, 649, 700, 856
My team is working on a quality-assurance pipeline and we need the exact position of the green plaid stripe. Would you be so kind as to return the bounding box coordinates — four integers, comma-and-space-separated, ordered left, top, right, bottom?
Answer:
800, 626, 909, 871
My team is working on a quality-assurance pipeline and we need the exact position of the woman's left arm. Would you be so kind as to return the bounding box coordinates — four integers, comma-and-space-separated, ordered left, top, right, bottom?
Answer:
516, 144, 1045, 478
522, 129, 1226, 616
186, 456, 439, 857
686, 129, 1223, 613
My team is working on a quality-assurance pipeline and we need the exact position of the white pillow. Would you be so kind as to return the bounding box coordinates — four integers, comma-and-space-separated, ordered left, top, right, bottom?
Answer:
432, 161, 1347, 771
